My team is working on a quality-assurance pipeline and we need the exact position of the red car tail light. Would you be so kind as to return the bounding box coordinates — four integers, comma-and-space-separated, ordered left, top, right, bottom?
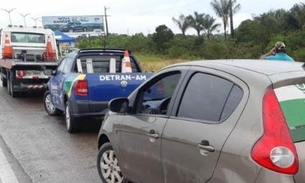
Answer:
251, 89, 299, 174
74, 80, 88, 96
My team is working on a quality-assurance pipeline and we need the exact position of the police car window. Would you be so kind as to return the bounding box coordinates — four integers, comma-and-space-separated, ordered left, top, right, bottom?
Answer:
78, 55, 140, 73
137, 72, 181, 115
177, 72, 241, 122
79, 55, 117, 73
57, 58, 67, 74
62, 58, 73, 74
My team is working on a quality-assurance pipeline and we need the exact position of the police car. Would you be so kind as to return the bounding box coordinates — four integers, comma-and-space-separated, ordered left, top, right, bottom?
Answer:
43, 48, 153, 133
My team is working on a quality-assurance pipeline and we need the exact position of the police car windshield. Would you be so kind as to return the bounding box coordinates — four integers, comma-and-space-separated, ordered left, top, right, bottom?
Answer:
78, 55, 140, 73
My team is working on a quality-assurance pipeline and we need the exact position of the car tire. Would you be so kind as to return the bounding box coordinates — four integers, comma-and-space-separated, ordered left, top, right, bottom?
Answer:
43, 91, 63, 116
97, 142, 128, 183
1, 76, 7, 87
65, 101, 80, 133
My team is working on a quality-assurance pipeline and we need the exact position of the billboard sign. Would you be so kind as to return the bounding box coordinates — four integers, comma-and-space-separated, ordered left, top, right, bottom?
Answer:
42, 15, 104, 33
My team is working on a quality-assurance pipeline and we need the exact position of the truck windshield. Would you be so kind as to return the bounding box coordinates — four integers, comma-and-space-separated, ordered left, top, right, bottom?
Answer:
11, 32, 45, 43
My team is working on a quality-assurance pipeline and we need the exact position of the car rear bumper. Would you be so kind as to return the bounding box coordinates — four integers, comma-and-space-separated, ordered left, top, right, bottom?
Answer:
254, 168, 295, 183
69, 100, 109, 118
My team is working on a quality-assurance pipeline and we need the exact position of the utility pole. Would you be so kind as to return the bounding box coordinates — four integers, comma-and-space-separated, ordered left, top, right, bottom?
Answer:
104, 6, 110, 36
1, 8, 16, 25
20, 13, 30, 27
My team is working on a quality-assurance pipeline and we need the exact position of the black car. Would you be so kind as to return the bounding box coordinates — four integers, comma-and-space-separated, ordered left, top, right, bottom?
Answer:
60, 21, 87, 32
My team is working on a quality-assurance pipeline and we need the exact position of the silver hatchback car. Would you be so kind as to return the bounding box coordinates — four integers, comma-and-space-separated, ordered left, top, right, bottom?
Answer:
97, 60, 305, 183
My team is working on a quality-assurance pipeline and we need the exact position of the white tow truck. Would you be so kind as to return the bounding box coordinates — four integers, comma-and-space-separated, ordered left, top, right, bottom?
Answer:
0, 25, 59, 97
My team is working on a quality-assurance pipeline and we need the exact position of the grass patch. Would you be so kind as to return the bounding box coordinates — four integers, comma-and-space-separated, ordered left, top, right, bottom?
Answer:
135, 53, 190, 72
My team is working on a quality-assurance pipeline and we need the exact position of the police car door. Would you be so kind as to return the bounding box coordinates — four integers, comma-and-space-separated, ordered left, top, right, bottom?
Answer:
49, 57, 68, 111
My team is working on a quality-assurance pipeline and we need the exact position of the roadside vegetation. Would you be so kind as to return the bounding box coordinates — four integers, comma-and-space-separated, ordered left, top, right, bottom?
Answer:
75, 1, 305, 71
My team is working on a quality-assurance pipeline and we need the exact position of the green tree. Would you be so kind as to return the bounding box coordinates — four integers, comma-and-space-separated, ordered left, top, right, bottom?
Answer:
290, 3, 305, 29
211, 0, 230, 40
152, 25, 174, 54
187, 11, 205, 37
202, 14, 221, 39
229, 0, 241, 39
172, 14, 190, 35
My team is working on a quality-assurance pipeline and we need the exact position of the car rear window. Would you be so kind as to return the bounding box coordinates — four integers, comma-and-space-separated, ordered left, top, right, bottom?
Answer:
77, 55, 141, 73
275, 83, 305, 143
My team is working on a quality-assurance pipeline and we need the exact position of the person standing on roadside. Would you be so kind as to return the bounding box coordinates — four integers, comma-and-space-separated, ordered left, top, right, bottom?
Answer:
260, 41, 294, 61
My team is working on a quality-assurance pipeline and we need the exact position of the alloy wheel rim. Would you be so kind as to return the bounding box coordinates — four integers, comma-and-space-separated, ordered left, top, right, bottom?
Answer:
100, 150, 124, 183
45, 94, 56, 113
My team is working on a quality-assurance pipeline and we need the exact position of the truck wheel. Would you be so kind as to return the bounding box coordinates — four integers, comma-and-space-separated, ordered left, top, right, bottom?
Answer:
65, 101, 80, 133
43, 91, 63, 116
1, 76, 7, 87
7, 75, 10, 93
8, 74, 17, 98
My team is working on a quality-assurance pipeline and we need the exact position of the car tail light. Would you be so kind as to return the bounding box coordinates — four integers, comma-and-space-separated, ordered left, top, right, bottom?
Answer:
74, 80, 88, 96
16, 70, 26, 79
251, 89, 299, 174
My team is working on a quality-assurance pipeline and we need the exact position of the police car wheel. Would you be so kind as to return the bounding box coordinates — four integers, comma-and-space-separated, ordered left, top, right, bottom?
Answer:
43, 91, 63, 116
65, 101, 80, 133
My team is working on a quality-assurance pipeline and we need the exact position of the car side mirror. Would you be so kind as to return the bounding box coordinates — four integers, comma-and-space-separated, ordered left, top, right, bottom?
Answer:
109, 98, 129, 113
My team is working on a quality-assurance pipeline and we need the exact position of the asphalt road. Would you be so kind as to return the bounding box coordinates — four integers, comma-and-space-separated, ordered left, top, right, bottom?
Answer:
0, 84, 102, 183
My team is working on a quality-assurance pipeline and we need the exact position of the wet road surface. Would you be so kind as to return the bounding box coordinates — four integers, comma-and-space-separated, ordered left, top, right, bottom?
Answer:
0, 85, 102, 183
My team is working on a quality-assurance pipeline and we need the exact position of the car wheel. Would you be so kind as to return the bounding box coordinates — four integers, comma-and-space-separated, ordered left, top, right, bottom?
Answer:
97, 142, 127, 183
65, 101, 80, 133
43, 91, 63, 116
1, 76, 7, 87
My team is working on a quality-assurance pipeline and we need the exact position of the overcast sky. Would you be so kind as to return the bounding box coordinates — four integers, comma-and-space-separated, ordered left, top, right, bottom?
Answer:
0, 0, 303, 35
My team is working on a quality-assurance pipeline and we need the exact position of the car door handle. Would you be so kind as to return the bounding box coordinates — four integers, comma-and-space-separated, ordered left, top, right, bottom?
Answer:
147, 130, 159, 139
147, 133, 159, 139
197, 140, 215, 152
197, 144, 215, 152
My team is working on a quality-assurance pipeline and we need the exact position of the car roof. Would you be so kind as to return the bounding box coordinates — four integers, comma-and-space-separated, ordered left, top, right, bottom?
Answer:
170, 59, 305, 76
